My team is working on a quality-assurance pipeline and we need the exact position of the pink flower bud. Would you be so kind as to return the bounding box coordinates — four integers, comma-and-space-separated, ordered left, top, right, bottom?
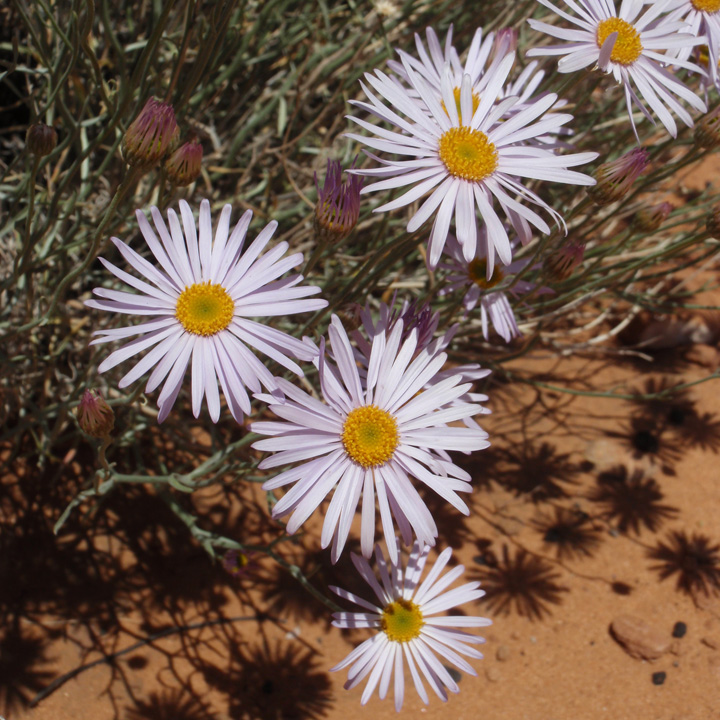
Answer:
76, 389, 115, 438
632, 202, 673, 233
588, 148, 649, 206
545, 241, 585, 281
695, 105, 720, 149
314, 158, 363, 244
164, 137, 203, 186
122, 97, 179, 169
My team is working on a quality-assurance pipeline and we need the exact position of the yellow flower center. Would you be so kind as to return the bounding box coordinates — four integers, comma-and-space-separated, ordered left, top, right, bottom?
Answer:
341, 405, 399, 468
175, 281, 234, 336
468, 258, 504, 289
596, 18, 643, 65
692, 0, 720, 12
381, 598, 424, 643
438, 127, 498, 182
441, 86, 481, 119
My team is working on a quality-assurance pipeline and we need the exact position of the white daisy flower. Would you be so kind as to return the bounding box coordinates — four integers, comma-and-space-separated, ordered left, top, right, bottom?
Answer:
527, 0, 707, 139
440, 234, 550, 343
331, 542, 491, 712
251, 314, 489, 564
347, 49, 597, 275
388, 24, 563, 135
669, 0, 720, 88
349, 298, 492, 451
87, 199, 326, 423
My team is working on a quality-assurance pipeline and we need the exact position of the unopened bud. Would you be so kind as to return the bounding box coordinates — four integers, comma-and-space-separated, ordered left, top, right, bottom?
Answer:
26, 123, 57, 156
76, 389, 115, 438
588, 148, 649, 206
632, 202, 673, 233
694, 106, 720, 149
122, 97, 179, 169
314, 158, 363, 244
493, 28, 518, 58
164, 137, 203, 186
544, 241, 585, 281
706, 203, 720, 237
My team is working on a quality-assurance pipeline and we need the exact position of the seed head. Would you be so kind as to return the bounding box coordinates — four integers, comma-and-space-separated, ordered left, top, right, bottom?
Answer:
122, 97, 179, 169
314, 158, 363, 244
76, 389, 115, 438
588, 148, 649, 206
26, 123, 58, 157
164, 137, 203, 186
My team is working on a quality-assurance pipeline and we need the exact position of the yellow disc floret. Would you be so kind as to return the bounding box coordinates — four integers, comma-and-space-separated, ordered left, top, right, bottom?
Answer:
692, 0, 720, 12
438, 127, 498, 182
381, 598, 424, 643
341, 405, 399, 468
441, 86, 481, 119
175, 281, 234, 336
596, 18, 643, 65
468, 258, 504, 289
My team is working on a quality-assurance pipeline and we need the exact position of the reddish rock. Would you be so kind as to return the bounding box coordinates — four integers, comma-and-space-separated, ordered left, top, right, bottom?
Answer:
610, 615, 671, 661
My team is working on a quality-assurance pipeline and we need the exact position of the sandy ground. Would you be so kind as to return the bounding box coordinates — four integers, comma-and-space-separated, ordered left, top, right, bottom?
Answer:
3, 323, 720, 720
4, 156, 720, 720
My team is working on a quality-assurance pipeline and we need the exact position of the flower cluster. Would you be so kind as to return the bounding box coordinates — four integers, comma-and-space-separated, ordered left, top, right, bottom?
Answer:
85, 6, 711, 711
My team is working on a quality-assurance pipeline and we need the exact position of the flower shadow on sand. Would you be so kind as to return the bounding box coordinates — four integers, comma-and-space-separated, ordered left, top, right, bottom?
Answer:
0, 624, 55, 716
484, 441, 580, 503
202, 639, 333, 720
648, 530, 720, 602
472, 545, 569, 621
588, 465, 678, 535
125, 689, 217, 720
533, 506, 603, 561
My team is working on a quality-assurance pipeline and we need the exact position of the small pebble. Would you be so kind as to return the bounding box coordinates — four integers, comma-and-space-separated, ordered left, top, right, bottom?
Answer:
672, 622, 687, 639
485, 667, 501, 683
652, 671, 666, 686
496, 645, 510, 662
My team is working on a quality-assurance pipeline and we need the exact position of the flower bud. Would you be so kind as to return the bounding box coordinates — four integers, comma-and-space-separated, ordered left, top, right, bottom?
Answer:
76, 389, 115, 438
26, 123, 57, 156
122, 97, 179, 169
706, 203, 720, 237
544, 241, 585, 281
632, 202, 673, 233
588, 148, 649, 206
164, 137, 203, 186
694, 106, 720, 149
493, 28, 518, 58
314, 158, 363, 244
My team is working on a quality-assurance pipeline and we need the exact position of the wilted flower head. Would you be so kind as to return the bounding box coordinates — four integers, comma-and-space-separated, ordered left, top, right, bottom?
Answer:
588, 148, 649, 206
544, 240, 585, 281
25, 123, 57, 157
122, 97, 179, 169
76, 389, 115, 438
26, 122, 57, 157
632, 202, 673, 233
164, 137, 203, 186
314, 158, 363, 244
694, 105, 720, 148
